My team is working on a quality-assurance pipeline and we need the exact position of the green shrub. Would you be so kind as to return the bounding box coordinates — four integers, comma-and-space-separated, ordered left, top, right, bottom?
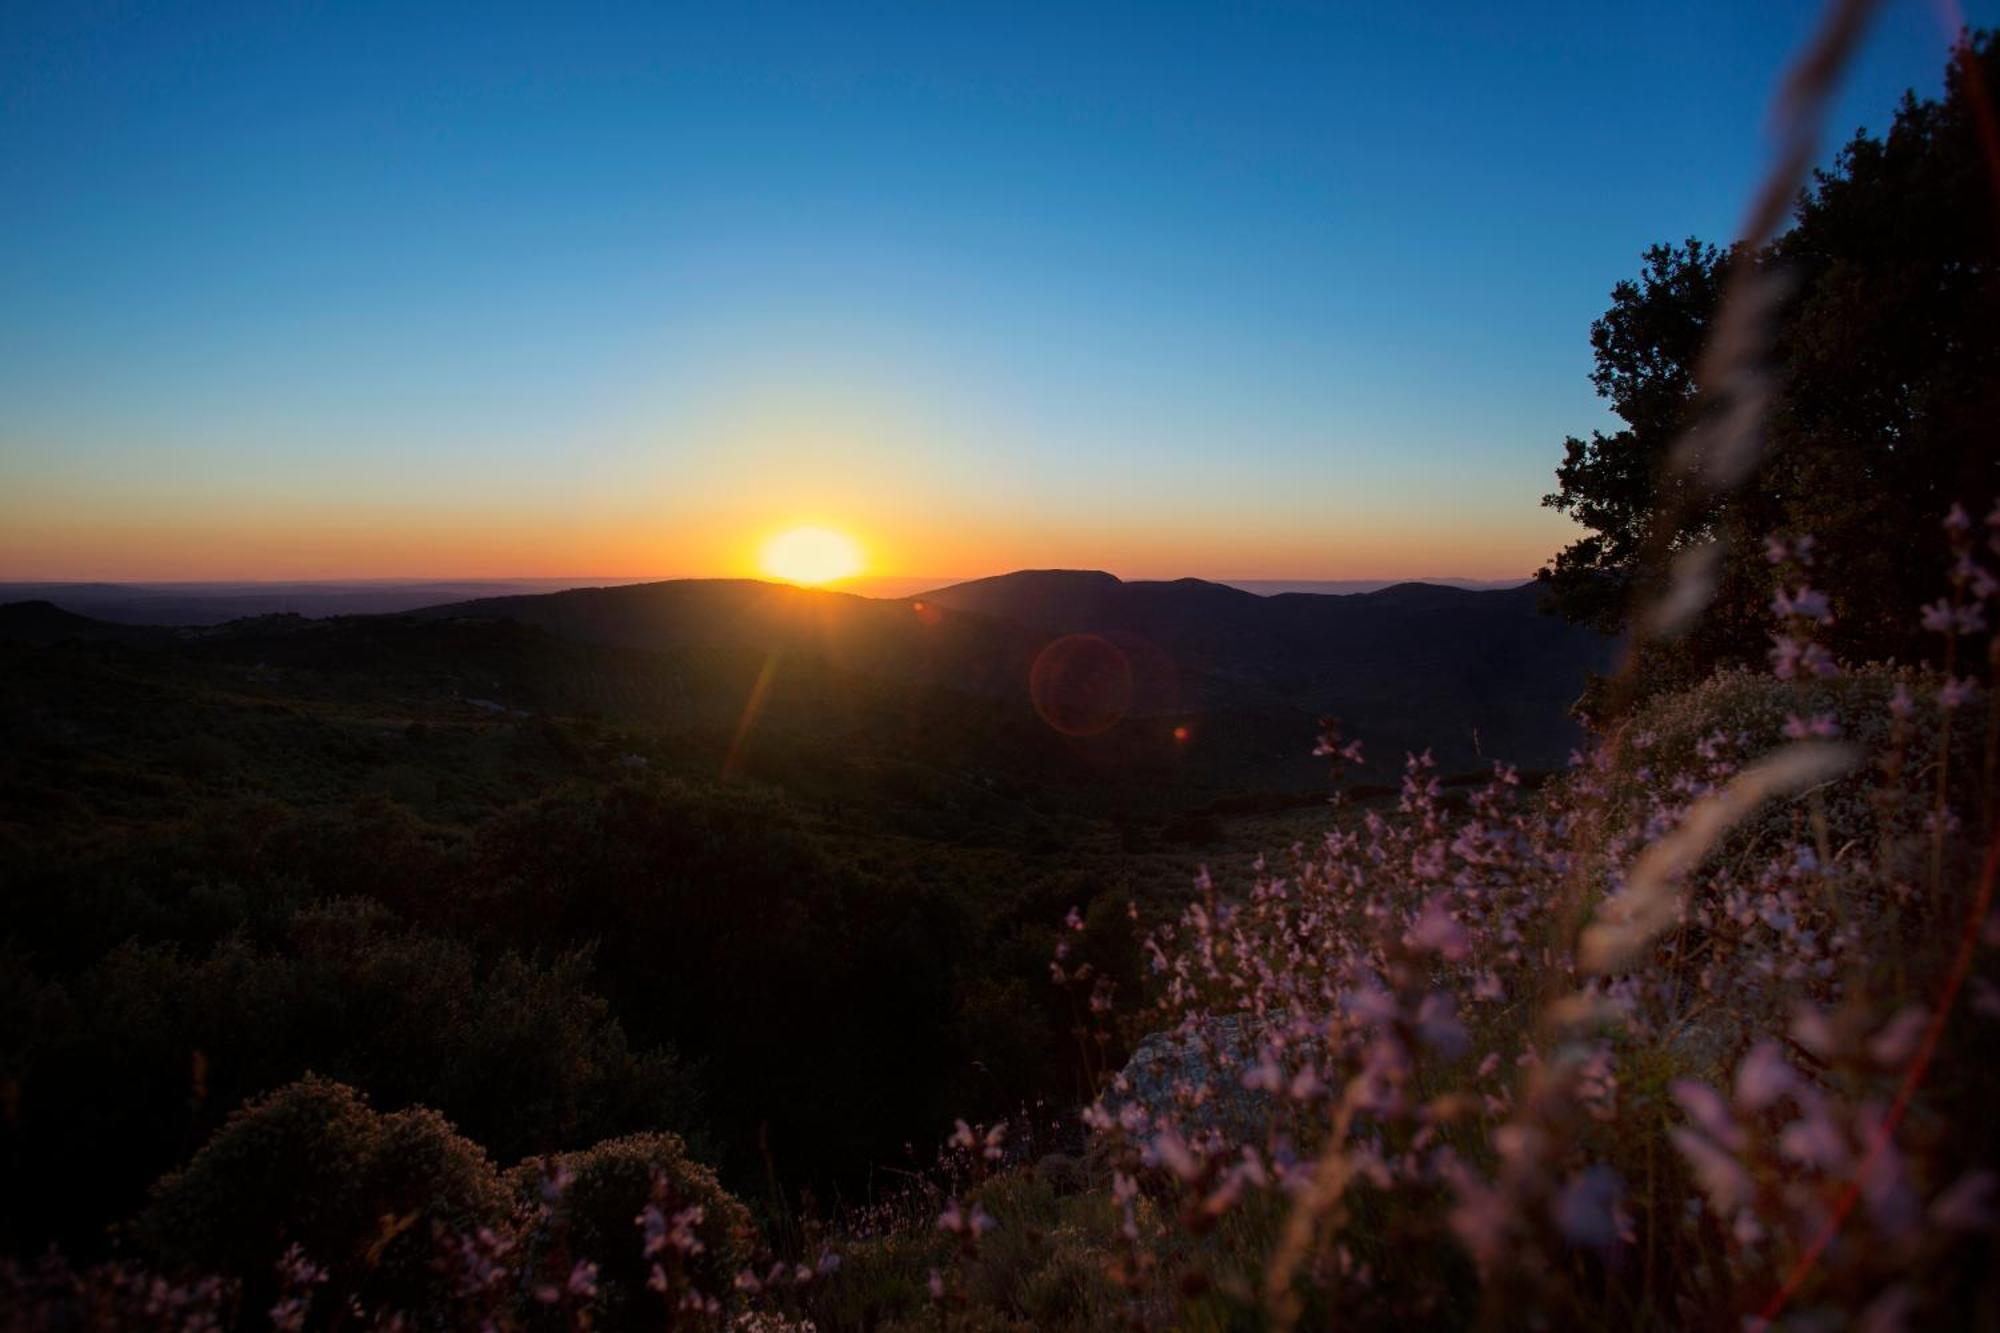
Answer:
1, 901, 706, 1258
509, 1132, 757, 1323
138, 1075, 508, 1321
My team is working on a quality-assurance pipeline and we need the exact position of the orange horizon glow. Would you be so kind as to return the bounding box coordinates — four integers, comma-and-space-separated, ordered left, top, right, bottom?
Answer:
0, 542, 1562, 586
0, 488, 1579, 586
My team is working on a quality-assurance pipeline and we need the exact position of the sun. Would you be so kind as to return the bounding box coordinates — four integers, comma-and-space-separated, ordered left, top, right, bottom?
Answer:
759, 526, 865, 585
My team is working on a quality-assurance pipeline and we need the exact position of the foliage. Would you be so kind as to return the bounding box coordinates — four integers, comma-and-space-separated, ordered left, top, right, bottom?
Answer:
508, 1133, 757, 1324
939, 503, 2000, 1330
1, 901, 702, 1256
1541, 237, 1731, 634
138, 1075, 511, 1322
1540, 31, 2000, 700
3, 37, 1997, 1331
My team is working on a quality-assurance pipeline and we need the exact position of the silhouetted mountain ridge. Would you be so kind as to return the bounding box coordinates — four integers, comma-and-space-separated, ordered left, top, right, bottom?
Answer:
415, 572, 1613, 781
8, 572, 1609, 787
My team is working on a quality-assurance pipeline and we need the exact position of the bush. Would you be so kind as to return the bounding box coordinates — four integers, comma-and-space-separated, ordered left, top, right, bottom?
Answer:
509, 1132, 757, 1323
138, 1075, 509, 1322
1, 902, 705, 1257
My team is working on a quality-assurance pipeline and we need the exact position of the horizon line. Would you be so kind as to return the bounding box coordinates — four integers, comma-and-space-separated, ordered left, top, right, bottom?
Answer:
0, 571, 1537, 588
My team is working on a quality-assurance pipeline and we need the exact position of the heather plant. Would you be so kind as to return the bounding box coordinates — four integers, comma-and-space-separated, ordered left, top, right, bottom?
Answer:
0, 1249, 237, 1333
506, 1133, 758, 1325
906, 506, 1997, 1331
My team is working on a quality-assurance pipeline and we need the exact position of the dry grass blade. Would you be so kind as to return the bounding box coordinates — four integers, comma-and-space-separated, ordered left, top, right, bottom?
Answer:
1645, 540, 1723, 639
1613, 0, 1881, 668
1579, 741, 1858, 972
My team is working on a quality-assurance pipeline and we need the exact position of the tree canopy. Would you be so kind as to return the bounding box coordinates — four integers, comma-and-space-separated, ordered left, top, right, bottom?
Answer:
1540, 30, 2000, 700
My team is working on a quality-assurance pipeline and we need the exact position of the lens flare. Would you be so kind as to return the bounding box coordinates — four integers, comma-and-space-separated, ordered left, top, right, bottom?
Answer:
1029, 633, 1134, 736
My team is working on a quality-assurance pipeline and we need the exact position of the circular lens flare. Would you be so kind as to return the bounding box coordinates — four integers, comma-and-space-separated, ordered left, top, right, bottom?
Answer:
760, 527, 864, 585
1029, 634, 1134, 736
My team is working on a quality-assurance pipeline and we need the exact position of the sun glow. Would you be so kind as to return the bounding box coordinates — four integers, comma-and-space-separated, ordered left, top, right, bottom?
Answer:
759, 526, 865, 585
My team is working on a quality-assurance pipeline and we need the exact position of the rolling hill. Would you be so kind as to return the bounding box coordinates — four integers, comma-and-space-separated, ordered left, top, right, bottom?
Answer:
415, 571, 1615, 782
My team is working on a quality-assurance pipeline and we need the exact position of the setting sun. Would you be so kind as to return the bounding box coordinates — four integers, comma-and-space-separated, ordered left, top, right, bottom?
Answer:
759, 525, 865, 585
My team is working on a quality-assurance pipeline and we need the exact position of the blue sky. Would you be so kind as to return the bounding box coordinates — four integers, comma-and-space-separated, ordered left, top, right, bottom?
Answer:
0, 0, 1988, 580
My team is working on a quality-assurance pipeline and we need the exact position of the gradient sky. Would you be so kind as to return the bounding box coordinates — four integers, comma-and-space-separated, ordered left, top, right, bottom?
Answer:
1, 1, 1989, 582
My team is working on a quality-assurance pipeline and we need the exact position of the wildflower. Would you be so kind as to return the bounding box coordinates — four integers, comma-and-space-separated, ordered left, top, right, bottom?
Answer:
1671, 1128, 1752, 1214
1790, 1004, 1839, 1058
638, 1203, 666, 1257
1939, 676, 1976, 709
1551, 1166, 1625, 1251
1408, 898, 1470, 960
1779, 1101, 1850, 1171
1441, 1155, 1511, 1275
1242, 1055, 1283, 1093
538, 1161, 574, 1205
1149, 1129, 1201, 1182
1929, 1170, 1997, 1231
1671, 1081, 1745, 1151
1734, 1042, 1796, 1111
1856, 1113, 1921, 1241
1416, 991, 1469, 1059
1771, 586, 1832, 622
1345, 982, 1398, 1025
1769, 633, 1803, 679
1867, 1006, 1929, 1067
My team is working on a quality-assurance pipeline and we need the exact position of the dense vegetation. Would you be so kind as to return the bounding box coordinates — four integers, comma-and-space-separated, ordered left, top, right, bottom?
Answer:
0, 616, 1139, 1253
3, 27, 1998, 1333
1540, 31, 1999, 709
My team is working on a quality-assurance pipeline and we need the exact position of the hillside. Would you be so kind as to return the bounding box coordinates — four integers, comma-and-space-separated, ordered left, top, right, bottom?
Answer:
0, 577, 1607, 1265
417, 572, 1614, 782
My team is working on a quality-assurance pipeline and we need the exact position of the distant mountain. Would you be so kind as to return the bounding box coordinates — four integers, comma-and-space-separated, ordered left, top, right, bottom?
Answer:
412, 578, 1042, 698
1221, 577, 1529, 596
914, 570, 1612, 776
0, 600, 169, 646
0, 579, 645, 626
4, 570, 1612, 796
418, 572, 1614, 783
